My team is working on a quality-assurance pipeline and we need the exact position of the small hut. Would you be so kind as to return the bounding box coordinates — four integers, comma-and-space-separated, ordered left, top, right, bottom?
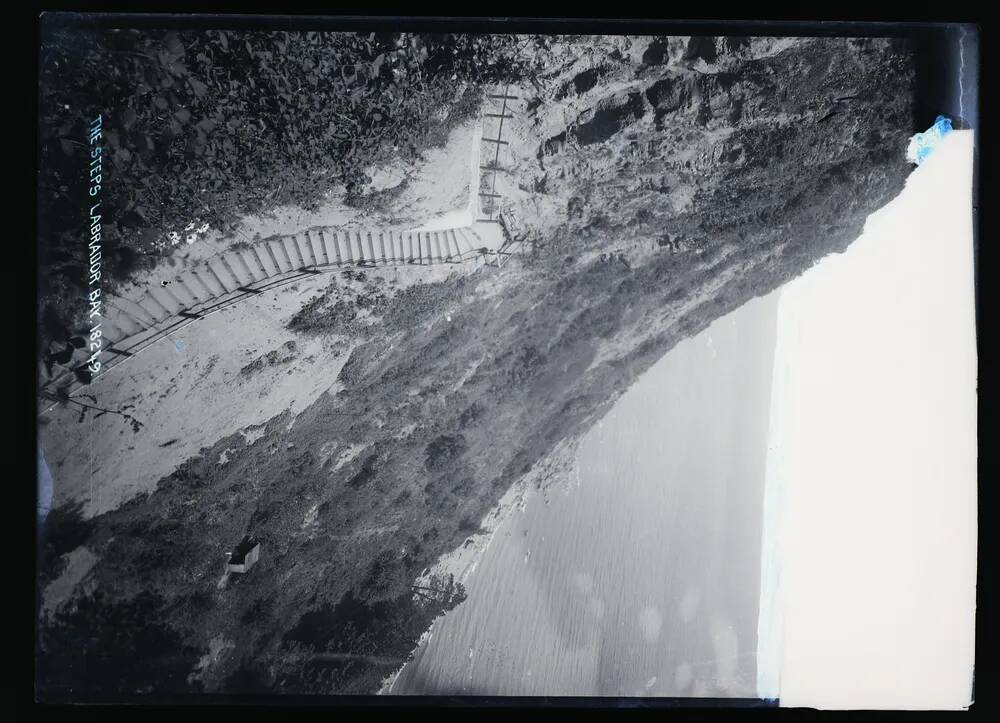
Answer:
226, 534, 261, 574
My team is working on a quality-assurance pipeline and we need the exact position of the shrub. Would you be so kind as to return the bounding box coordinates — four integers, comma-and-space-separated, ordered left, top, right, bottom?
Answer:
424, 434, 467, 472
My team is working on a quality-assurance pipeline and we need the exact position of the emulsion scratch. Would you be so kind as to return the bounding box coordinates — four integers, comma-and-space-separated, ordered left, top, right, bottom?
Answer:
958, 26, 966, 122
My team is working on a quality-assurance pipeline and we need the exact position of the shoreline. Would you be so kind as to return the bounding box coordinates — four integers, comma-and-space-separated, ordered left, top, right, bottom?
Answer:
379, 435, 583, 695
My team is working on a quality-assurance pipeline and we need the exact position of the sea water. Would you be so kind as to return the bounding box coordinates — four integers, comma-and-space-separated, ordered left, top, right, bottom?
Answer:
391, 292, 779, 696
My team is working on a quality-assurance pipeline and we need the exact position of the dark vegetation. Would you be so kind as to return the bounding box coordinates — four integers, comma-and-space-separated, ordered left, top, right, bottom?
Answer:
287, 273, 391, 336
239, 340, 298, 377
36, 502, 95, 589
37, 590, 205, 699
273, 574, 464, 693
38, 26, 541, 355
424, 434, 468, 473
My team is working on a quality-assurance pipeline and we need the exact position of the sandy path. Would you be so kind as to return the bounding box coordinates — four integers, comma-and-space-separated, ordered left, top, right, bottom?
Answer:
40, 113, 491, 520
117, 118, 480, 296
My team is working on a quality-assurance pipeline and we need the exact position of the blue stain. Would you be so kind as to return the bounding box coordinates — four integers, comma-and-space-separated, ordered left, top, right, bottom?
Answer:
38, 447, 53, 523
906, 115, 953, 166
174, 339, 187, 352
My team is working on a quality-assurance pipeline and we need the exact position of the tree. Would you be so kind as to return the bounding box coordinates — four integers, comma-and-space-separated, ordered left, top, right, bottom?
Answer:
410, 572, 467, 611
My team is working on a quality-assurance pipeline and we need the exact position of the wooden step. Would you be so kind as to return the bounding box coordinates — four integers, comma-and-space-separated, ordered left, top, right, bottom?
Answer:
309, 230, 327, 266
187, 270, 219, 299
289, 235, 309, 268
206, 259, 238, 293
249, 246, 272, 279
277, 237, 298, 269
96, 315, 129, 344
169, 276, 200, 307
324, 230, 341, 265
148, 286, 182, 315
234, 249, 262, 282
219, 253, 249, 287
250, 243, 279, 277
304, 231, 323, 266
137, 293, 171, 321
112, 294, 159, 327
354, 231, 368, 264
304, 231, 321, 266
259, 240, 286, 273
398, 231, 409, 261
103, 301, 142, 336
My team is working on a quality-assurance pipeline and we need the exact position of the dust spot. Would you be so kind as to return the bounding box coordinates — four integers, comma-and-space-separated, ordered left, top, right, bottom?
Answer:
674, 662, 693, 691
589, 597, 606, 619
679, 587, 701, 622
710, 617, 740, 690
639, 605, 663, 643
572, 571, 594, 593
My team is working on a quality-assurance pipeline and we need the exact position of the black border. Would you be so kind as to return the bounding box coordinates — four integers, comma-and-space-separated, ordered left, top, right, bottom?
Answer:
22, 10, 993, 719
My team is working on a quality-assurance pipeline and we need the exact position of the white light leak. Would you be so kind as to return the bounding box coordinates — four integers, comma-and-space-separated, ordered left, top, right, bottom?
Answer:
758, 131, 976, 709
